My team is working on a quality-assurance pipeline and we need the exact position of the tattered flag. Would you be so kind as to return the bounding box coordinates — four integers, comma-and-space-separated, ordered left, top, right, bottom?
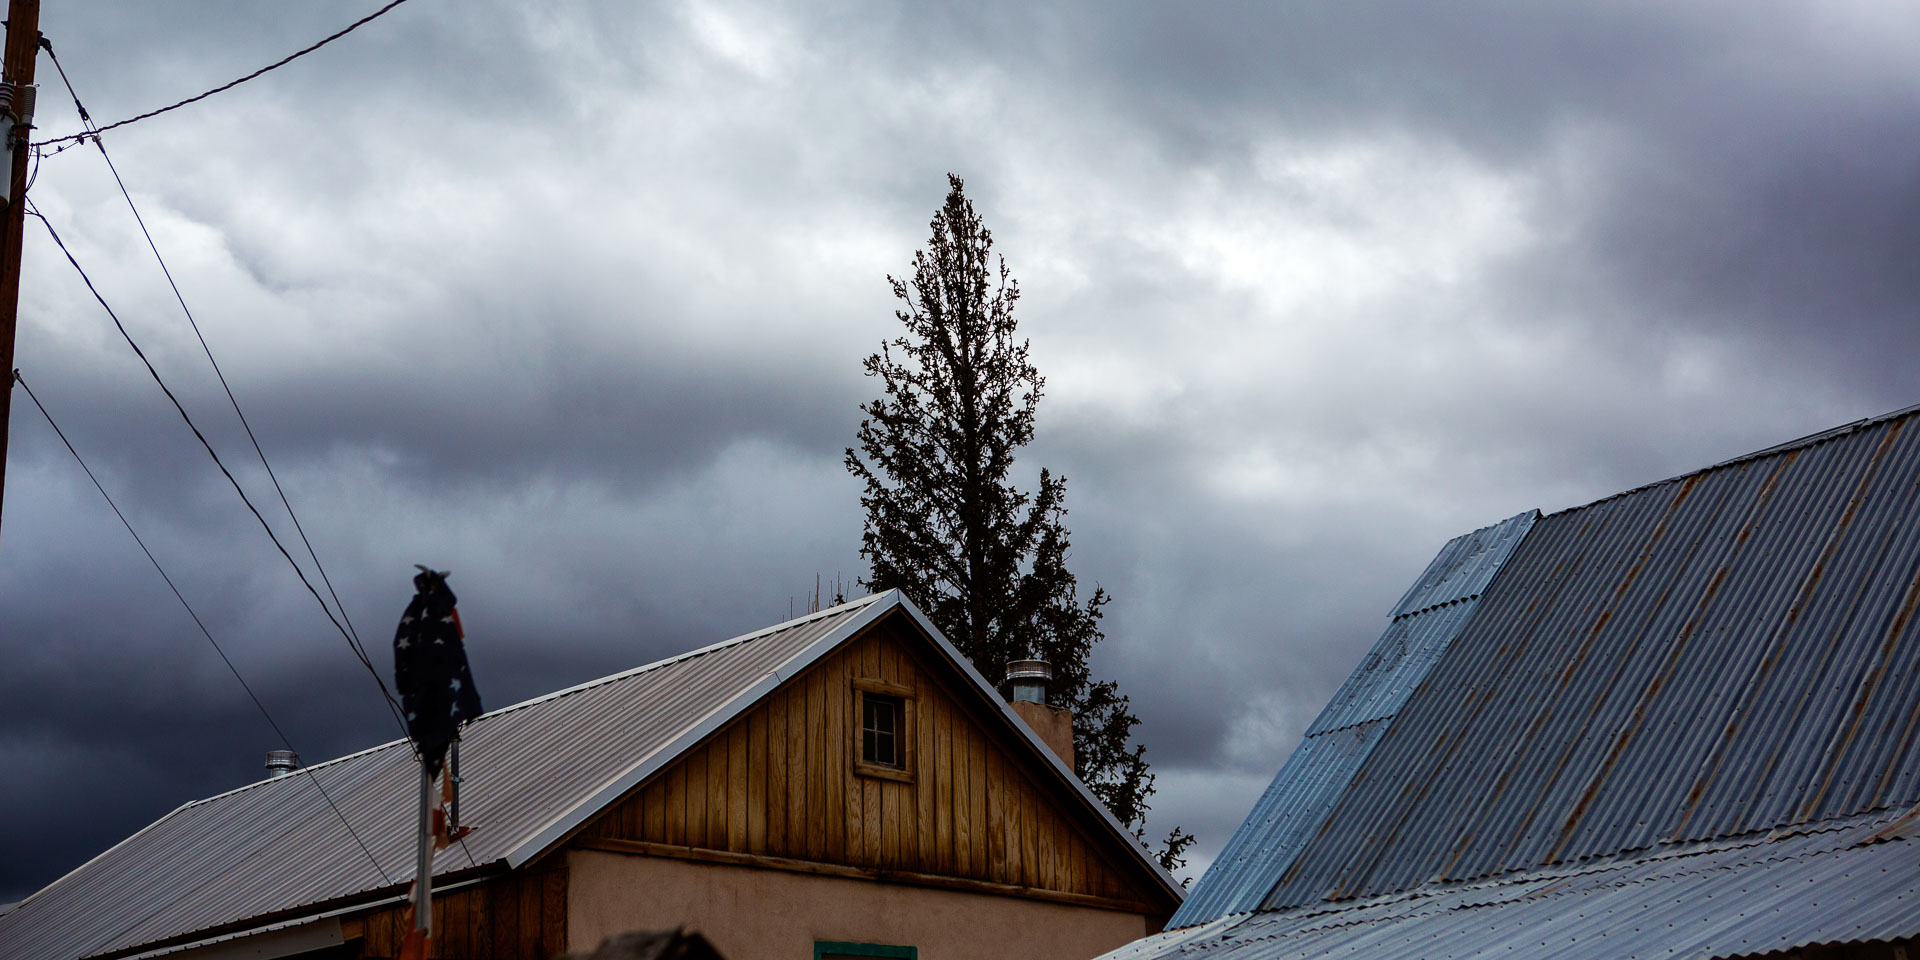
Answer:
393, 566, 482, 774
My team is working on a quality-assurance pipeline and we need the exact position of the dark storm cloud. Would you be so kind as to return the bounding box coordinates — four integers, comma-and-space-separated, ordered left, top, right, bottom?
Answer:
7, 0, 1919, 897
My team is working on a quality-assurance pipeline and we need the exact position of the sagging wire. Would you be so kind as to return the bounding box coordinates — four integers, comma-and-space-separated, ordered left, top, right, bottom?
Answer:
25, 200, 412, 743
13, 369, 395, 886
32, 0, 419, 149
39, 37, 397, 727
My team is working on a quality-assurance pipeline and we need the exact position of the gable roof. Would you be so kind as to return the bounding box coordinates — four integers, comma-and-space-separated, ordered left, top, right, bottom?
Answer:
1158, 403, 1920, 955
3, 590, 1179, 960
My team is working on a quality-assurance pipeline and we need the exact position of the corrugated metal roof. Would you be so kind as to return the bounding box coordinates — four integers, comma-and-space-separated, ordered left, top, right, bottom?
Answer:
1104, 805, 1920, 960
1168, 513, 1537, 927
0, 596, 885, 960
1259, 406, 1920, 911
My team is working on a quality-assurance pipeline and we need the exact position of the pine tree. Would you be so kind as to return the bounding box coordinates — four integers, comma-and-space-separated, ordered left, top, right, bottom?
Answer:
845, 174, 1192, 873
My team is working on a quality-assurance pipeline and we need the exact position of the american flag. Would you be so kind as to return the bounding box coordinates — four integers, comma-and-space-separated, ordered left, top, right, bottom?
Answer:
393, 566, 482, 773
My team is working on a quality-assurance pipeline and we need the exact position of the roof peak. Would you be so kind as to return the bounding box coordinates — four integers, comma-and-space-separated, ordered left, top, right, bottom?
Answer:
477, 590, 895, 721
181, 591, 901, 812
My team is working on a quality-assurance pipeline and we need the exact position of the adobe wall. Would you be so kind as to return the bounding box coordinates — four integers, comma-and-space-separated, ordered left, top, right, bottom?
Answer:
566, 849, 1152, 960
1008, 701, 1075, 770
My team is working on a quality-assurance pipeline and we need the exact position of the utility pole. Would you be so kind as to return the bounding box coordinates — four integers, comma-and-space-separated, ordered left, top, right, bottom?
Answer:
0, 0, 42, 546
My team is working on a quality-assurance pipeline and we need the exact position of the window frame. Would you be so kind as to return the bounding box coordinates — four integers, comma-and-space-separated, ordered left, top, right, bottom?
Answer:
851, 678, 915, 783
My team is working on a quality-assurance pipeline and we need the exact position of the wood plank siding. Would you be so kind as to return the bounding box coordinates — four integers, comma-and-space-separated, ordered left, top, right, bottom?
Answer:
348, 863, 567, 960
574, 618, 1158, 908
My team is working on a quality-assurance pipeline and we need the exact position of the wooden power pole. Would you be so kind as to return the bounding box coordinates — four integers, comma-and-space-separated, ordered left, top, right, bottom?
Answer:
0, 0, 42, 545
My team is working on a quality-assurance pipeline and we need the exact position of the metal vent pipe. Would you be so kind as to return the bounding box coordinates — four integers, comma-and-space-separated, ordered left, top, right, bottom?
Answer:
264, 750, 299, 778
1005, 659, 1051, 703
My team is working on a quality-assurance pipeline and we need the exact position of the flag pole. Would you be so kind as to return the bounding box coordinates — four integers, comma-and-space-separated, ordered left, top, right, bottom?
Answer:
394, 566, 482, 960
403, 758, 433, 960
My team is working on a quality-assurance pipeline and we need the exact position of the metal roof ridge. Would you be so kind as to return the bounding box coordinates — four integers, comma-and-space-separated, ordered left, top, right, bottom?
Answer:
478, 591, 891, 721
179, 739, 410, 811
1542, 402, 1920, 521
175, 593, 896, 813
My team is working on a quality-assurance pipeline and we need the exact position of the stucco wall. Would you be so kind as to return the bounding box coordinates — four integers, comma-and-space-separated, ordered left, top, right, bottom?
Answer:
567, 849, 1152, 960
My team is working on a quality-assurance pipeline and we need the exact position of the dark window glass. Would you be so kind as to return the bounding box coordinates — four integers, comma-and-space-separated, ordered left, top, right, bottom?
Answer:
816, 942, 918, 960
862, 694, 901, 767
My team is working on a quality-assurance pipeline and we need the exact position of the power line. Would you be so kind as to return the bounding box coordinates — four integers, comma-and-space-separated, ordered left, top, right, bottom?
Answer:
25, 201, 410, 740
41, 40, 387, 711
32, 0, 419, 149
12, 369, 395, 887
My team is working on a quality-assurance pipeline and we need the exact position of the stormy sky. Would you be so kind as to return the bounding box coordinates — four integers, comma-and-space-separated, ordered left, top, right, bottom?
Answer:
3, 0, 1918, 900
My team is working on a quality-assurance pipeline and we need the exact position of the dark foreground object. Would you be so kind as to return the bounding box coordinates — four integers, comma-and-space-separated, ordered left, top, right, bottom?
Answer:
561, 930, 725, 960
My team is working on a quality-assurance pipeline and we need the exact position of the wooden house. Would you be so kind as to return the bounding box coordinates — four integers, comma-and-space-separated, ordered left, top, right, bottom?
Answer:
0, 591, 1181, 960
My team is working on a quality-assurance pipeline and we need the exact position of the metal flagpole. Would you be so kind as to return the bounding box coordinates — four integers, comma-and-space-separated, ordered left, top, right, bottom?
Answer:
403, 759, 433, 960
394, 567, 482, 960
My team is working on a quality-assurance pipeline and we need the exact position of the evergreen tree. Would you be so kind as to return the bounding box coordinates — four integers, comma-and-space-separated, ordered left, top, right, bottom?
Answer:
846, 174, 1193, 873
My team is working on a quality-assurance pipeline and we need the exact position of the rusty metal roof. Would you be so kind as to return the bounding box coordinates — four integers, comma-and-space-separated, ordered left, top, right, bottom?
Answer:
1169, 513, 1536, 927
1106, 805, 1920, 960
1154, 404, 1920, 960
3, 590, 1179, 960
1262, 407, 1920, 911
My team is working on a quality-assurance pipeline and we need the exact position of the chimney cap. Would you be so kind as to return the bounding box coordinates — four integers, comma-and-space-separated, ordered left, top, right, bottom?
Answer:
265, 750, 299, 778
1005, 659, 1052, 682
1006, 660, 1052, 704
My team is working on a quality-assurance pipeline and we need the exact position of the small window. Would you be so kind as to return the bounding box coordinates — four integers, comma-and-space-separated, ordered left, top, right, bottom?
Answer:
852, 678, 914, 782
815, 942, 917, 960
863, 694, 902, 767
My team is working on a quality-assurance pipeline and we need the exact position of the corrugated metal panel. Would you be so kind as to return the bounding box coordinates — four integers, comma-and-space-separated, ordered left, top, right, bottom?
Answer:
0, 595, 889, 960
1168, 513, 1537, 927
1262, 408, 1920, 911
1103, 806, 1920, 960
1302, 599, 1482, 737
1386, 511, 1539, 620
1169, 721, 1391, 928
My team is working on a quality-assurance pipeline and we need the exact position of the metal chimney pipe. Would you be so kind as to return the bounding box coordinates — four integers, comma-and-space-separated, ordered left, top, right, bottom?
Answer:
265, 750, 299, 778
1006, 659, 1052, 703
